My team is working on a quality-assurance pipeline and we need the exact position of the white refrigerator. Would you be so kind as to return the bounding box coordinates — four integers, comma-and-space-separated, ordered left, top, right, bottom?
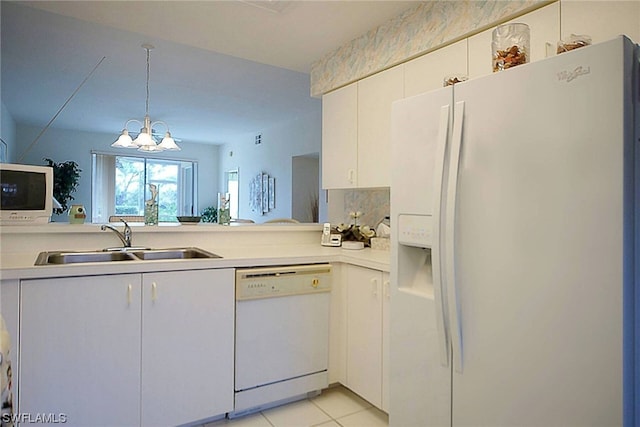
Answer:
390, 36, 638, 427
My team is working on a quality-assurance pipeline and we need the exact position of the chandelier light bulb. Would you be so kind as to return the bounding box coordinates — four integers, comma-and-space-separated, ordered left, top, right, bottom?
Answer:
158, 131, 181, 151
133, 127, 155, 147
111, 129, 135, 148
138, 143, 164, 153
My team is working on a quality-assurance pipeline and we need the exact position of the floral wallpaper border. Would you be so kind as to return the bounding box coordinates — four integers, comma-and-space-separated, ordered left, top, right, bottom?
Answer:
310, 0, 550, 96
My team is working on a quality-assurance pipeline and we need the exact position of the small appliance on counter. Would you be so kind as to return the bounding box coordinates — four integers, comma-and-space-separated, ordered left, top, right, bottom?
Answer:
320, 223, 342, 247
0, 163, 53, 224
341, 241, 364, 250
68, 204, 86, 224
370, 237, 390, 251
370, 216, 391, 250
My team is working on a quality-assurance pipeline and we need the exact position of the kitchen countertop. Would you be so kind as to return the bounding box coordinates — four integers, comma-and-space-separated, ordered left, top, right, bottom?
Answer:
0, 245, 390, 280
0, 221, 391, 281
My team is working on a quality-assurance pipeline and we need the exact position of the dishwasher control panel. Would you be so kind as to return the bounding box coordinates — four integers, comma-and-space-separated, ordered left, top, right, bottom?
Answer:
235, 264, 332, 300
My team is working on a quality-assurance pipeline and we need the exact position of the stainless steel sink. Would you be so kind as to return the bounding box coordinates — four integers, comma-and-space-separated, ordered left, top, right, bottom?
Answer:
131, 247, 222, 260
36, 251, 138, 265
35, 247, 222, 265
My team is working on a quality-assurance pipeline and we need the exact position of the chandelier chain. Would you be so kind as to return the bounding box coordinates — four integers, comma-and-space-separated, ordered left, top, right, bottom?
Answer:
145, 46, 151, 116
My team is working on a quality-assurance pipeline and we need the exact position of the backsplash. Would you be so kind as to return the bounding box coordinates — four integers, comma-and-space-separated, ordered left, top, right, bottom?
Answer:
327, 188, 390, 228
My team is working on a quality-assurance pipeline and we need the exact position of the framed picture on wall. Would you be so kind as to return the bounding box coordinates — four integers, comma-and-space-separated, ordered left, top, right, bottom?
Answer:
268, 177, 275, 210
262, 173, 269, 213
250, 172, 276, 215
250, 173, 262, 213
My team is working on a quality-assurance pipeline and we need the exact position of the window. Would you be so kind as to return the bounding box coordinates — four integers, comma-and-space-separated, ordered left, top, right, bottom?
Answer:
92, 153, 197, 223
225, 169, 239, 219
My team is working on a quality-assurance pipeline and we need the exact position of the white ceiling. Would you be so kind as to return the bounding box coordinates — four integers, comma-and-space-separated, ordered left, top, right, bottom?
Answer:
1, 1, 420, 145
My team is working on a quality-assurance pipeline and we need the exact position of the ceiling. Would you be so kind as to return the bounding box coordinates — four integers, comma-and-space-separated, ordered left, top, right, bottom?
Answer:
1, 1, 420, 146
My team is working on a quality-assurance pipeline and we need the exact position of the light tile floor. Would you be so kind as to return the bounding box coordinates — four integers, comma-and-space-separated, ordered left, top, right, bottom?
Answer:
204, 386, 388, 427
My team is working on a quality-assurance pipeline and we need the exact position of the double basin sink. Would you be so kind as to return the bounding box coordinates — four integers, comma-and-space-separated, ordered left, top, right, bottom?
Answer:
35, 247, 222, 266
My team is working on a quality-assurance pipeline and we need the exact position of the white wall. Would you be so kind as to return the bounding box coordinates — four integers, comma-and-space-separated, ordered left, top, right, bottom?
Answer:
218, 109, 324, 223
0, 102, 16, 162
9, 110, 323, 225
15, 124, 220, 222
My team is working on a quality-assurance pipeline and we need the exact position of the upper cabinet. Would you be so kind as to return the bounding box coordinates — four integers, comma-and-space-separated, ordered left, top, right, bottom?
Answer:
467, 0, 640, 80
357, 66, 404, 188
322, 83, 358, 189
468, 2, 560, 79
322, 66, 403, 189
560, 0, 640, 44
322, 0, 638, 190
405, 39, 468, 98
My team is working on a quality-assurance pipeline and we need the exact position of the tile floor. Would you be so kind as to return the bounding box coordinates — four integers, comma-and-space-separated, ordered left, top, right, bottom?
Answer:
204, 385, 388, 427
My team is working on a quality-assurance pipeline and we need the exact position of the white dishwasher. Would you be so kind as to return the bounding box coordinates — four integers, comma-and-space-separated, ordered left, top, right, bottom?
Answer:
231, 264, 332, 417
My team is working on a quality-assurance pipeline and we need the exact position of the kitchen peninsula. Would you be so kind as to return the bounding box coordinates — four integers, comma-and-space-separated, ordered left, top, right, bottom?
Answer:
0, 223, 389, 278
0, 223, 390, 426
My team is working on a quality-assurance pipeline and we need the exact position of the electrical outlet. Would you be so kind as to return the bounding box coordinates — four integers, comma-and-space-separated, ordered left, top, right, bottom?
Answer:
255, 134, 262, 145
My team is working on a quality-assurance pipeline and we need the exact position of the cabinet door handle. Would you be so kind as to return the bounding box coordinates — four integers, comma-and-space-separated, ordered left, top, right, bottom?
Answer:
384, 280, 390, 299
371, 277, 379, 297
348, 169, 355, 184
545, 42, 554, 58
127, 284, 132, 305
151, 282, 158, 302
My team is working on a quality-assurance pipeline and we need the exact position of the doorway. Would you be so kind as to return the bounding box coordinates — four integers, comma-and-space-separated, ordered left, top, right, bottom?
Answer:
291, 153, 320, 222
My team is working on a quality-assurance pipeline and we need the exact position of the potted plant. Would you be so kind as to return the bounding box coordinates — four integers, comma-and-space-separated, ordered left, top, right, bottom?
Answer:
200, 206, 218, 223
43, 158, 81, 214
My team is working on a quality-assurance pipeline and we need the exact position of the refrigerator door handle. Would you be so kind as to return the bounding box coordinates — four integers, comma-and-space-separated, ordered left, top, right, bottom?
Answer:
446, 100, 465, 373
432, 104, 451, 367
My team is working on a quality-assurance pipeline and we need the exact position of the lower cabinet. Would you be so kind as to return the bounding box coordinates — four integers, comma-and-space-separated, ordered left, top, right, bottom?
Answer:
381, 271, 390, 413
345, 264, 390, 412
1, 280, 19, 415
19, 268, 234, 426
140, 270, 234, 425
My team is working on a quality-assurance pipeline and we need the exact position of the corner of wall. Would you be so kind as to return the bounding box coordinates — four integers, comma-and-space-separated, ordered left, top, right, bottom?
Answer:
1, 101, 17, 162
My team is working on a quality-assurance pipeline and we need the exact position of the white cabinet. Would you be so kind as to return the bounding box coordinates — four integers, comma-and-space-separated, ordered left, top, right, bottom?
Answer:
560, 0, 640, 44
322, 67, 403, 189
321, 0, 635, 190
141, 269, 234, 426
20, 274, 143, 426
404, 39, 468, 97
322, 83, 358, 189
328, 264, 347, 385
19, 269, 235, 426
345, 265, 389, 410
468, 2, 560, 79
357, 66, 404, 188
346, 265, 382, 407
1, 279, 19, 414
381, 271, 390, 413
405, 3, 560, 94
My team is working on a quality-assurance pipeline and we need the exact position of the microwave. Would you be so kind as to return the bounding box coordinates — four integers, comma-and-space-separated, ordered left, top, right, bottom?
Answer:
0, 163, 54, 224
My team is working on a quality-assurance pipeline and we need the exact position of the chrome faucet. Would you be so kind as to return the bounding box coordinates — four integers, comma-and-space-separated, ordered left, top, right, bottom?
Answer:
101, 218, 132, 248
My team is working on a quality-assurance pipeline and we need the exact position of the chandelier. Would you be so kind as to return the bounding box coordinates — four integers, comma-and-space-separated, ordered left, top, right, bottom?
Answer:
111, 44, 180, 152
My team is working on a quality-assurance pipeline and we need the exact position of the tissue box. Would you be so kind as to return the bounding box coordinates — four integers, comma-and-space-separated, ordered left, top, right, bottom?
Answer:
370, 237, 390, 251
